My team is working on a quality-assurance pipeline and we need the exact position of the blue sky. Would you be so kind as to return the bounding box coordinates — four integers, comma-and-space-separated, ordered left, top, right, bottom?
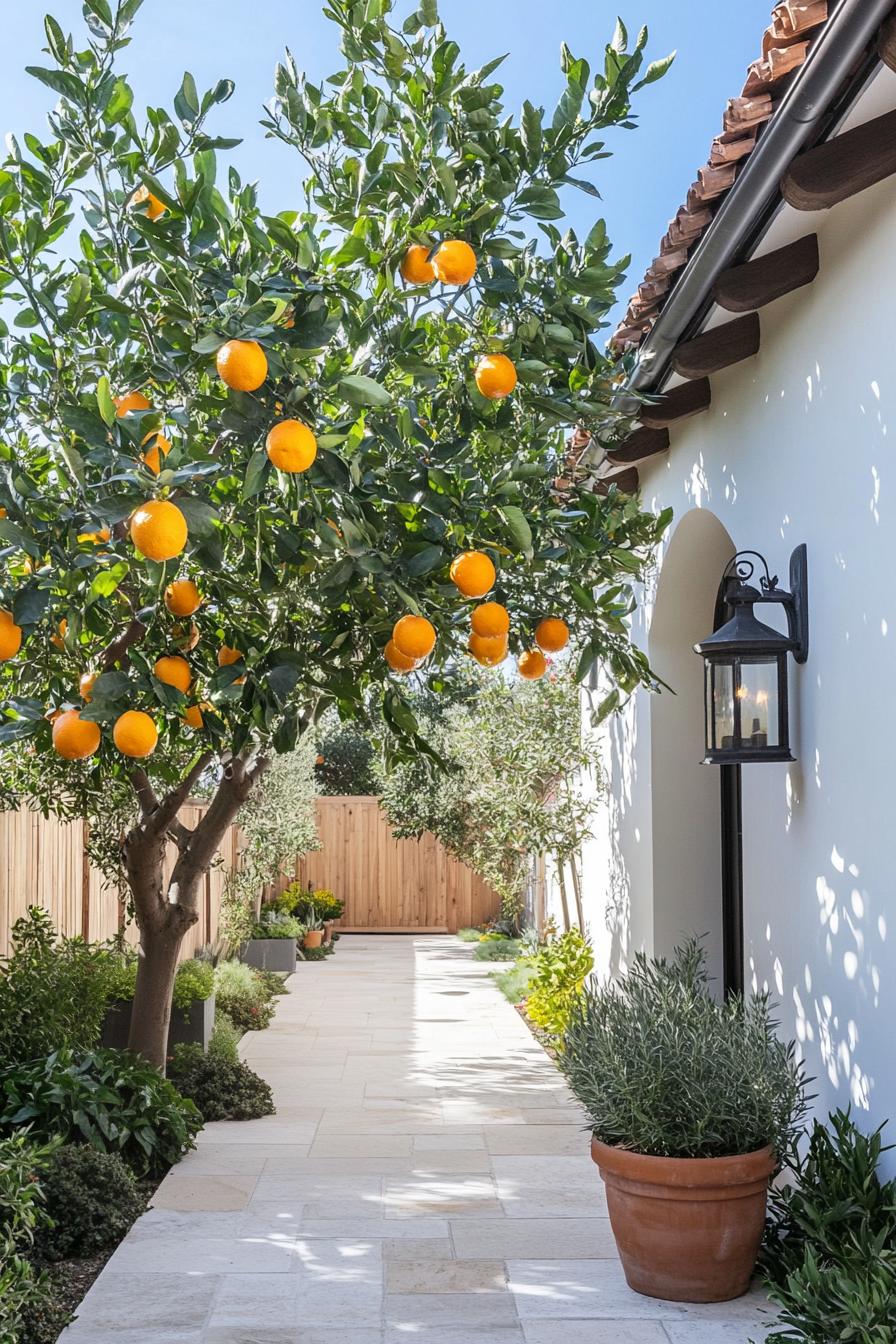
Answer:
3, 1, 771, 324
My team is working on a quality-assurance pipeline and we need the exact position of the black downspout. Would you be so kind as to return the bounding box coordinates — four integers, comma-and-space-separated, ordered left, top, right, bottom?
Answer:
720, 764, 744, 997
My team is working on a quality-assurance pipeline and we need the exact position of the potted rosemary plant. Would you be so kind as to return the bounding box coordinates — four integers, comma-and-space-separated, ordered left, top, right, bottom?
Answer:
560, 939, 808, 1303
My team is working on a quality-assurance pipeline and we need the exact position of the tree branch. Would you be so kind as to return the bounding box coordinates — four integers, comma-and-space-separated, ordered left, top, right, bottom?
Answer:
129, 768, 159, 819
101, 617, 147, 671
152, 751, 215, 836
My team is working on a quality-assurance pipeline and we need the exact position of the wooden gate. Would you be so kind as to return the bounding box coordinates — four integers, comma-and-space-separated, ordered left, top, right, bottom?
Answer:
291, 796, 499, 933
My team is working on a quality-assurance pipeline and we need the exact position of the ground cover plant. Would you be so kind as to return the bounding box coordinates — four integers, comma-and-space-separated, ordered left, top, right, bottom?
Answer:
761, 1110, 896, 1343
0, 1048, 201, 1176
212, 959, 277, 1032
0, 0, 670, 1067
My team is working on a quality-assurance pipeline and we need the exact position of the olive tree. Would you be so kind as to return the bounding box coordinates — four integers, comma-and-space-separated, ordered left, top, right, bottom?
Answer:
0, 0, 670, 1067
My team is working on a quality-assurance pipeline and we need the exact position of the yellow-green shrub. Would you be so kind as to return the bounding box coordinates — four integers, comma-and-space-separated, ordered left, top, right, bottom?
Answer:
525, 930, 594, 1042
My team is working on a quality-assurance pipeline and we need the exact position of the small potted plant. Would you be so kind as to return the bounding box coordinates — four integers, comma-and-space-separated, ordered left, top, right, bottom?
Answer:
240, 910, 303, 972
102, 955, 216, 1053
560, 939, 807, 1304
302, 904, 325, 949
309, 889, 344, 944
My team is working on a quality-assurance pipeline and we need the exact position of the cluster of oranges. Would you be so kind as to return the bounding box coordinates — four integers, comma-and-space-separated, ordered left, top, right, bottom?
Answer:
0, 228, 572, 761
401, 241, 517, 402
384, 547, 569, 681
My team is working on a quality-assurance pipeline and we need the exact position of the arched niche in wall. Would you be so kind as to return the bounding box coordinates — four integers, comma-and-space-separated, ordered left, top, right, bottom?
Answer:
648, 508, 735, 988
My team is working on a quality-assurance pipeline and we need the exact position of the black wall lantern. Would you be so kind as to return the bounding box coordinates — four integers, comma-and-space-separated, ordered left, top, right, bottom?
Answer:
695, 545, 809, 766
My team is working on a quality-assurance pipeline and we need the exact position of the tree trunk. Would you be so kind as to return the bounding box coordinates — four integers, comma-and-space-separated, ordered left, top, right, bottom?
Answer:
556, 858, 572, 932
123, 753, 268, 1071
569, 855, 586, 932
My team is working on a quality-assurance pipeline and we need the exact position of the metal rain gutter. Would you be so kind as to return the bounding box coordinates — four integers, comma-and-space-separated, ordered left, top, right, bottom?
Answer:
618, 0, 893, 413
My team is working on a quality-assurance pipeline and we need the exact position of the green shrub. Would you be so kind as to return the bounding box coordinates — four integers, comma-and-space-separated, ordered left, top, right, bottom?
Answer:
213, 960, 276, 1032
0, 908, 110, 1067
98, 955, 214, 1014
560, 939, 808, 1161
209, 1012, 242, 1061
0, 1049, 202, 1176
299, 944, 328, 962
473, 938, 521, 961
31, 1144, 145, 1263
283, 883, 344, 923
253, 969, 290, 997
493, 960, 537, 1004
168, 1048, 274, 1122
524, 929, 593, 1038
762, 1110, 896, 1342
457, 927, 482, 942
309, 889, 344, 921
251, 913, 304, 940
0, 1132, 55, 1344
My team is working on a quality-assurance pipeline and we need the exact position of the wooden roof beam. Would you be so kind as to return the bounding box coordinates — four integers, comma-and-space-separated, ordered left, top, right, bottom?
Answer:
606, 426, 671, 465
640, 378, 712, 429
671, 313, 761, 381
595, 466, 639, 496
713, 233, 819, 312
782, 108, 896, 211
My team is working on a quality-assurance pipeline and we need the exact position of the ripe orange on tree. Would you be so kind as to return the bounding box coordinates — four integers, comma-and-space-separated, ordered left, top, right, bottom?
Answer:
142, 431, 172, 475
385, 639, 420, 673
474, 354, 517, 401
154, 655, 192, 694
129, 185, 166, 220
115, 390, 151, 417
51, 618, 67, 650
0, 610, 22, 661
400, 244, 435, 284
79, 671, 98, 702
471, 601, 510, 639
216, 339, 268, 392
468, 632, 508, 667
183, 703, 210, 730
433, 240, 476, 285
52, 709, 101, 760
535, 617, 569, 652
518, 649, 548, 681
392, 615, 436, 661
113, 710, 158, 758
218, 645, 246, 684
265, 420, 318, 473
130, 500, 188, 562
450, 551, 495, 599
165, 579, 201, 617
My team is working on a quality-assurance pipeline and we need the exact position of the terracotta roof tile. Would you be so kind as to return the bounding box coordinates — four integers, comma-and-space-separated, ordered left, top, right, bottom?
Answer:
611, 2, 832, 354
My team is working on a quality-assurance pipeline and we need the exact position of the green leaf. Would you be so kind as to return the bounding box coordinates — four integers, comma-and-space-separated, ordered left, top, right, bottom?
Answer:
242, 449, 271, 500
25, 66, 85, 104
178, 497, 220, 539
499, 505, 533, 559
87, 562, 128, 607
96, 376, 116, 427
434, 160, 457, 209
552, 79, 583, 133
420, 0, 439, 25
404, 545, 445, 577
174, 71, 200, 125
633, 52, 677, 90
12, 586, 50, 626
339, 375, 392, 408
521, 101, 543, 169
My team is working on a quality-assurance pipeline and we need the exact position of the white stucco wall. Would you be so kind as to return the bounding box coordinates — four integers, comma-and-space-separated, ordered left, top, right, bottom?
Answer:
565, 131, 896, 1156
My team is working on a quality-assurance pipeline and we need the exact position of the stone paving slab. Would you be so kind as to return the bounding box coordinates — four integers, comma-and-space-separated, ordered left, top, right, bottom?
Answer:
60, 935, 779, 1343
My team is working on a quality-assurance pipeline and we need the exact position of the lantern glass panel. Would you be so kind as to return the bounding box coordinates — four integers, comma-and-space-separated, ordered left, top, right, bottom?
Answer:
738, 658, 779, 749
709, 661, 736, 752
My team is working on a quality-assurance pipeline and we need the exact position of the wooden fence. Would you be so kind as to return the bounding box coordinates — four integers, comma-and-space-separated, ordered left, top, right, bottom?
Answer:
0, 795, 499, 955
0, 801, 238, 959
290, 796, 499, 933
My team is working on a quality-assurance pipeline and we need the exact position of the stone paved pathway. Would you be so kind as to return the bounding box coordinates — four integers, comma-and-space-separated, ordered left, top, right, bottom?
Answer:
62, 935, 779, 1343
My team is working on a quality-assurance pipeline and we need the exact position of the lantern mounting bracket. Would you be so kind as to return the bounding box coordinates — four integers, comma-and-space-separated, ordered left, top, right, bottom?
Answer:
721, 544, 809, 665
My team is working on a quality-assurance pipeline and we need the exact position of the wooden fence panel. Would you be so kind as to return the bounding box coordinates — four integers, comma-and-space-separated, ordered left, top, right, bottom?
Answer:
291, 796, 499, 933
1, 794, 501, 955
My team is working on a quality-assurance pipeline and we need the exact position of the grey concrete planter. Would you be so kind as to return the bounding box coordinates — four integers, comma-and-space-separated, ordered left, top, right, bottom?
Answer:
241, 937, 297, 972
102, 992, 215, 1054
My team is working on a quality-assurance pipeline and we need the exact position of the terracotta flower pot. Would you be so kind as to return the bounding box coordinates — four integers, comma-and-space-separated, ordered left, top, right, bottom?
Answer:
591, 1137, 775, 1303
303, 929, 324, 949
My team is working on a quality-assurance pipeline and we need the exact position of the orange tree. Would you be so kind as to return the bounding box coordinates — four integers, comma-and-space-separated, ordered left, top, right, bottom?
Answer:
0, 0, 672, 1068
